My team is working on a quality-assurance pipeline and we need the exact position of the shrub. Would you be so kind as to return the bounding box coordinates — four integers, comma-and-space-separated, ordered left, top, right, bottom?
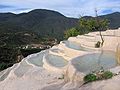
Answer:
102, 71, 113, 79
95, 41, 101, 48
84, 71, 113, 84
84, 73, 97, 83
64, 28, 80, 39
0, 62, 12, 71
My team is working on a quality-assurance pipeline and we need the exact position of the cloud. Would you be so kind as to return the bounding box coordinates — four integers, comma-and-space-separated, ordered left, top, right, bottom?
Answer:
14, 8, 31, 11
0, 0, 120, 17
0, 4, 13, 9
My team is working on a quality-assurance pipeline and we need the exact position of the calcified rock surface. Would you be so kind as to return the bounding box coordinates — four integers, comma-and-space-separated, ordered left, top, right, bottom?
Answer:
0, 29, 120, 90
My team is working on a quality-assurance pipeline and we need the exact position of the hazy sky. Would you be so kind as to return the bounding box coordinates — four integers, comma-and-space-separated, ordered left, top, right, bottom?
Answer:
0, 0, 120, 17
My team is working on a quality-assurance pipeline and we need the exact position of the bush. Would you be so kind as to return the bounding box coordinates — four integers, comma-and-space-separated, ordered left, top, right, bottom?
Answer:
95, 41, 101, 48
84, 71, 113, 84
84, 73, 97, 83
102, 71, 113, 79
20, 48, 43, 57
64, 28, 80, 39
0, 62, 13, 71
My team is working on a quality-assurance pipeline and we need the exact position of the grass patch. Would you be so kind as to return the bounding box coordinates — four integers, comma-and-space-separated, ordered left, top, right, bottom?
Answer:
84, 70, 113, 84
84, 73, 97, 83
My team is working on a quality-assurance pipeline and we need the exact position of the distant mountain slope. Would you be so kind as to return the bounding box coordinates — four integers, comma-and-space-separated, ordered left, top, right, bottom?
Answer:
0, 9, 119, 43
0, 13, 16, 22
83, 12, 120, 29
0, 9, 78, 40
99, 12, 120, 29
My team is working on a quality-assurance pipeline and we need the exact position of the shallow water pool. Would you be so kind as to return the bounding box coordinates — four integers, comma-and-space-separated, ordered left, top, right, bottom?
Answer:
63, 41, 95, 51
72, 51, 117, 74
47, 54, 68, 67
27, 52, 45, 66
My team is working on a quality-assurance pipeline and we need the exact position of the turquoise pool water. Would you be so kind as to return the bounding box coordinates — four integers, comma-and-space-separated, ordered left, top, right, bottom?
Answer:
72, 51, 117, 74
48, 54, 68, 67
63, 41, 94, 51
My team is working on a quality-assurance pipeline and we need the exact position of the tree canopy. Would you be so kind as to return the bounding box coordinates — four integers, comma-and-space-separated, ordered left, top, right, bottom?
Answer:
64, 17, 109, 39
64, 28, 80, 39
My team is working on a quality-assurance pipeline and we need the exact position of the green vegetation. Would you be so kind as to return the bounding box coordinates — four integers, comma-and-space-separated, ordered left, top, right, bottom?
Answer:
0, 46, 45, 71
102, 71, 113, 79
64, 17, 109, 39
84, 70, 113, 84
20, 48, 44, 57
64, 28, 80, 39
0, 33, 56, 71
0, 10, 119, 71
0, 62, 13, 70
0, 9, 77, 40
84, 73, 97, 83
79, 17, 109, 32
95, 41, 101, 48
0, 10, 120, 41
95, 10, 108, 46
0, 46, 21, 71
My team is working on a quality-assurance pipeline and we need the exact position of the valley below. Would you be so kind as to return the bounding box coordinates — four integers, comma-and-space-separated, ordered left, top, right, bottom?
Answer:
0, 29, 120, 90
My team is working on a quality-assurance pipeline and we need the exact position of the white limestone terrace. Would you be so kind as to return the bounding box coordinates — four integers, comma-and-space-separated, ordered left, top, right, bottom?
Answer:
0, 29, 120, 90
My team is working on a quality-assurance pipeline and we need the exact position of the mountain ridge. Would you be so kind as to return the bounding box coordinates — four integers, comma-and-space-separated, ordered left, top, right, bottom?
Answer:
0, 9, 78, 39
0, 9, 120, 45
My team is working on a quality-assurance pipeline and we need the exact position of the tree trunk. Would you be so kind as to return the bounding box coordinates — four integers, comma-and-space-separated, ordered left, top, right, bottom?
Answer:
99, 30, 104, 47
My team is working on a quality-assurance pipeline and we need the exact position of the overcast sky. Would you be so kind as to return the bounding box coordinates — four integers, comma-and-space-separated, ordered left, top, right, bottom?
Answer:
0, 0, 120, 17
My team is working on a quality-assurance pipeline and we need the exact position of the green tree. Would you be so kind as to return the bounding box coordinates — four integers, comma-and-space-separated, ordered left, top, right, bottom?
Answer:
94, 9, 109, 46
77, 15, 109, 47
64, 13, 109, 42
77, 18, 91, 34
78, 17, 108, 32
64, 28, 80, 39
